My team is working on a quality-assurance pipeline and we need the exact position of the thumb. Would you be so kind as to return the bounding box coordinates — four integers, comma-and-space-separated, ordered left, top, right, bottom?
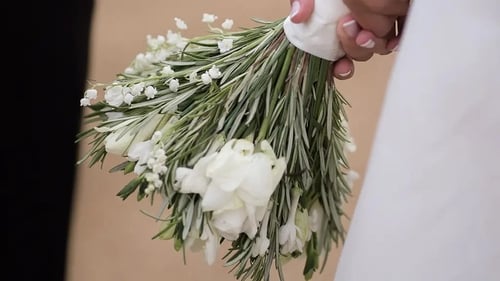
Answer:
289, 0, 314, 23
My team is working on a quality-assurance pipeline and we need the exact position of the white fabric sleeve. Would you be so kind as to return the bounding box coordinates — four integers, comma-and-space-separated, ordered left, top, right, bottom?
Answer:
333, 0, 500, 280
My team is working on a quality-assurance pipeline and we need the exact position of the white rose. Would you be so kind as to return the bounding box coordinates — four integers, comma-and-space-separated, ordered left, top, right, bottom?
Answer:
175, 139, 286, 240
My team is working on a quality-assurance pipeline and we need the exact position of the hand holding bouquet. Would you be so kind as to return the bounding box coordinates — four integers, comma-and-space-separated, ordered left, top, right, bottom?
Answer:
78, 0, 358, 280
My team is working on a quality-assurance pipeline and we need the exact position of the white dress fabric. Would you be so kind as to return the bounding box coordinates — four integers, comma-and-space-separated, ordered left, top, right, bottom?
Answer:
333, 0, 500, 280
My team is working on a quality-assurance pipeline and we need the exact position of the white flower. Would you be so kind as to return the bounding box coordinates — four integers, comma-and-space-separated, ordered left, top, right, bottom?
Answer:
202, 13, 218, 23
345, 169, 359, 188
132, 53, 152, 72
145, 172, 163, 188
169, 78, 180, 92
279, 187, 304, 255
208, 65, 222, 79
201, 72, 212, 84
217, 38, 233, 53
251, 203, 272, 257
160, 65, 175, 76
80, 97, 91, 106
174, 17, 188, 30
144, 85, 157, 99
151, 131, 162, 143
127, 140, 153, 174
131, 82, 145, 96
104, 114, 164, 156
146, 34, 166, 49
144, 184, 155, 195
104, 85, 125, 107
175, 139, 286, 240
221, 19, 234, 30
124, 67, 135, 74
153, 49, 170, 62
166, 30, 186, 49
175, 154, 215, 195
123, 93, 134, 105
211, 208, 249, 240
308, 200, 324, 233
184, 221, 220, 266
84, 89, 98, 100
188, 71, 197, 83
147, 148, 168, 174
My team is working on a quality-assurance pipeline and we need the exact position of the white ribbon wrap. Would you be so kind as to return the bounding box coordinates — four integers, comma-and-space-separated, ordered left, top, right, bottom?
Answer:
283, 0, 349, 61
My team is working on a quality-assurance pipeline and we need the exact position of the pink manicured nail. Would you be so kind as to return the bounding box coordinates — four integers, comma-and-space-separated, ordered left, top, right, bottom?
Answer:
338, 70, 352, 77
360, 39, 375, 49
290, 1, 300, 19
342, 20, 359, 38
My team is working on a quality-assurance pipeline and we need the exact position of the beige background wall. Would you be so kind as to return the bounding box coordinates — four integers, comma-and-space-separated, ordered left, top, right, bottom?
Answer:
67, 0, 395, 280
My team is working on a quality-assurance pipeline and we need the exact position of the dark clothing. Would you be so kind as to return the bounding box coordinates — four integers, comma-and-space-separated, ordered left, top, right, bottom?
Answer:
12, 1, 95, 280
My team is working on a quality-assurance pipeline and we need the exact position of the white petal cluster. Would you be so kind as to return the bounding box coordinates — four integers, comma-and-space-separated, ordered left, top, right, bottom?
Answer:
80, 89, 98, 106
103, 114, 164, 156
278, 187, 305, 255
167, 30, 187, 50
221, 19, 234, 30
174, 17, 188, 30
175, 139, 286, 241
103, 84, 158, 106
184, 220, 220, 266
251, 202, 273, 257
202, 13, 218, 23
217, 38, 233, 53
200, 65, 222, 84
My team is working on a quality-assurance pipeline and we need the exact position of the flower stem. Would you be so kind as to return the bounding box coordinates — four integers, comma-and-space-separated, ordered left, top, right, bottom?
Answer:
257, 44, 296, 141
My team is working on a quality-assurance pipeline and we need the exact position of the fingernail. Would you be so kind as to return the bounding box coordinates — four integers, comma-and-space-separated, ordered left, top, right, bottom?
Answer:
360, 39, 375, 49
290, 1, 300, 19
338, 70, 352, 77
342, 20, 359, 38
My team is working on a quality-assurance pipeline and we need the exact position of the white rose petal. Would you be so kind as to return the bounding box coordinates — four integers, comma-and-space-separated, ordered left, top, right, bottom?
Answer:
211, 208, 247, 240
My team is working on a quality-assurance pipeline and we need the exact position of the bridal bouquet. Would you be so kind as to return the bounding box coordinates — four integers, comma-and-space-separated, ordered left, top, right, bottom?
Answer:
78, 1, 358, 280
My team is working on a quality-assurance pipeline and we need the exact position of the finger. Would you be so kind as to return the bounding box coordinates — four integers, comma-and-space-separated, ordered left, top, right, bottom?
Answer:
386, 36, 400, 52
351, 12, 397, 37
333, 57, 355, 80
355, 30, 391, 55
338, 16, 385, 61
343, 0, 409, 16
289, 0, 314, 23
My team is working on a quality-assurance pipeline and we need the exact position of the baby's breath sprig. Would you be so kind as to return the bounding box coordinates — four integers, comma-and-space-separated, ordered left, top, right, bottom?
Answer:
78, 14, 357, 281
